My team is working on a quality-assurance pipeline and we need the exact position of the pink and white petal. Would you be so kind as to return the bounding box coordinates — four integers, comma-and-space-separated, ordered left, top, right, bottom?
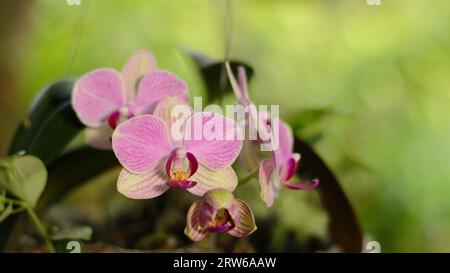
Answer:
184, 112, 243, 169
85, 123, 114, 150
184, 200, 207, 241
72, 69, 126, 127
133, 70, 189, 115
225, 62, 245, 104
276, 120, 295, 161
187, 165, 238, 196
117, 166, 168, 199
153, 96, 193, 145
258, 157, 282, 207
227, 198, 257, 237
112, 115, 173, 173
121, 50, 157, 103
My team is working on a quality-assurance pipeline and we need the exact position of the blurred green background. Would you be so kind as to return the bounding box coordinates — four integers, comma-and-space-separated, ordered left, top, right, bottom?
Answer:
1, 0, 450, 252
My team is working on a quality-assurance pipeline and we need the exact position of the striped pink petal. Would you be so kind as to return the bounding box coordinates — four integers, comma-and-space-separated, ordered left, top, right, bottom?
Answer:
132, 70, 188, 115
184, 200, 207, 241
227, 198, 257, 238
121, 50, 157, 103
117, 166, 169, 199
112, 115, 173, 174
187, 165, 238, 196
258, 157, 281, 207
277, 120, 295, 162
72, 69, 126, 127
183, 112, 243, 169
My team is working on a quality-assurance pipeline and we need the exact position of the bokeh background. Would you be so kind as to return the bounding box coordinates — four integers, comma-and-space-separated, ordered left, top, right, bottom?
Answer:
1, 0, 450, 252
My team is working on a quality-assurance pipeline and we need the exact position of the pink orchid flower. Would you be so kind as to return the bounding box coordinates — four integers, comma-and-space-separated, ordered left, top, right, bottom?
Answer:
185, 189, 257, 241
259, 117, 319, 207
72, 50, 189, 149
226, 62, 319, 207
111, 97, 242, 199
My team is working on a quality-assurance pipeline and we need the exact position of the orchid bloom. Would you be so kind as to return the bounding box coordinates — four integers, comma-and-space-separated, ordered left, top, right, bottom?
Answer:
72, 50, 189, 149
226, 62, 319, 207
185, 189, 257, 241
111, 97, 243, 199
259, 118, 319, 207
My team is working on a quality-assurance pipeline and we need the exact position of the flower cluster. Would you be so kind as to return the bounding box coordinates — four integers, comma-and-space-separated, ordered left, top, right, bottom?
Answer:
71, 49, 318, 241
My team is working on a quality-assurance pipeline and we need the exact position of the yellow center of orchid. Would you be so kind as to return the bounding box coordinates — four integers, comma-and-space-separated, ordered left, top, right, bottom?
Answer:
171, 169, 189, 181
211, 208, 230, 226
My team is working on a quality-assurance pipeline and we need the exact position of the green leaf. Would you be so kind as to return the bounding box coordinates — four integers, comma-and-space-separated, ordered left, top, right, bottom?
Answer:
39, 146, 118, 209
0, 189, 6, 212
184, 49, 254, 103
0, 147, 117, 251
294, 137, 363, 252
8, 79, 83, 165
51, 226, 93, 241
0, 155, 47, 208
0, 202, 13, 224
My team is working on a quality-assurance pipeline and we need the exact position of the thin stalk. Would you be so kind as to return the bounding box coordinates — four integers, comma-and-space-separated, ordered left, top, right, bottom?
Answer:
237, 167, 259, 186
25, 205, 55, 253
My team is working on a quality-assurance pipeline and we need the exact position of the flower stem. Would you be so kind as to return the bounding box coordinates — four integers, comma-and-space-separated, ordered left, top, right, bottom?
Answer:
25, 206, 55, 253
237, 167, 259, 186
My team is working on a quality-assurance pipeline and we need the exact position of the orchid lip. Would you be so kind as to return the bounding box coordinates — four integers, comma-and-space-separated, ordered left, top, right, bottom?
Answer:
283, 156, 298, 182
165, 149, 199, 179
107, 111, 121, 129
107, 107, 135, 129
206, 223, 235, 233
167, 180, 197, 189
204, 207, 235, 233
283, 178, 320, 190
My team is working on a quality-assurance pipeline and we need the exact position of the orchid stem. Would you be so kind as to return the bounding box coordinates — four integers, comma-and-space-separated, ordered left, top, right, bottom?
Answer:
25, 205, 55, 253
237, 167, 259, 186
0, 196, 55, 252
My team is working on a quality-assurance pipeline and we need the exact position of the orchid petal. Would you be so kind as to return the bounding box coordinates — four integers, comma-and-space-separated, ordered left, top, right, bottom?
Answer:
166, 180, 197, 189
258, 157, 281, 207
85, 122, 113, 150
121, 50, 157, 103
133, 70, 188, 115
112, 115, 173, 173
225, 62, 245, 104
277, 120, 296, 161
203, 189, 235, 210
152, 96, 192, 130
227, 198, 257, 237
187, 165, 238, 196
186, 152, 199, 177
283, 178, 320, 190
282, 153, 300, 182
117, 166, 169, 199
184, 200, 207, 241
199, 189, 235, 229
184, 112, 243, 169
72, 69, 126, 127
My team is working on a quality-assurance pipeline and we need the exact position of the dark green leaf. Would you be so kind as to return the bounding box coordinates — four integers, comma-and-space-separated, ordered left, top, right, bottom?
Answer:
8, 79, 83, 165
0, 202, 13, 224
38, 146, 118, 209
294, 137, 363, 252
184, 49, 254, 103
0, 147, 117, 251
